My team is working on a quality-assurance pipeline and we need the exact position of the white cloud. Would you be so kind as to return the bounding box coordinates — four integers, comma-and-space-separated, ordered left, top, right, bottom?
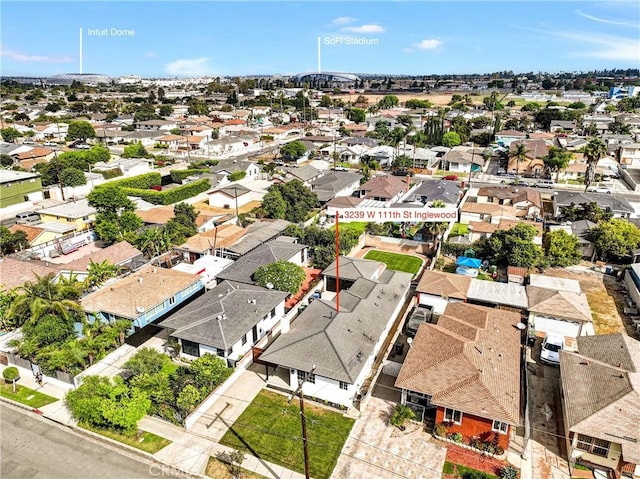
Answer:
331, 16, 357, 25
413, 39, 442, 50
575, 10, 639, 27
341, 24, 385, 34
146, 52, 158, 59
0, 46, 73, 63
165, 57, 214, 76
557, 31, 640, 61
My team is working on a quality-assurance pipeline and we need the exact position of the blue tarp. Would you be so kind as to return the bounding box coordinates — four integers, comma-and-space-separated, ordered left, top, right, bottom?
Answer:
456, 256, 482, 268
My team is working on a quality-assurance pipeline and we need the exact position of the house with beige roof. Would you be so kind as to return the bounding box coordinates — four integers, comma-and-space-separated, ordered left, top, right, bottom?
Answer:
507, 139, 550, 177
357, 174, 413, 207
395, 302, 522, 450
459, 202, 519, 225
81, 265, 203, 330
475, 186, 542, 220
526, 285, 594, 342
415, 270, 470, 314
560, 334, 640, 478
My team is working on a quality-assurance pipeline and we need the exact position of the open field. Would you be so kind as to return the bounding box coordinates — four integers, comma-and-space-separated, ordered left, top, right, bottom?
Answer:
220, 390, 354, 479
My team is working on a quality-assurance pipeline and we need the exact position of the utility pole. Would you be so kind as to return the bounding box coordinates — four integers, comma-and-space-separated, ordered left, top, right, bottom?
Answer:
289, 364, 316, 479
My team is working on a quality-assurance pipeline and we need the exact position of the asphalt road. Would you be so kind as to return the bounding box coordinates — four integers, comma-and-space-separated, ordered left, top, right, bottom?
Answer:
0, 404, 179, 479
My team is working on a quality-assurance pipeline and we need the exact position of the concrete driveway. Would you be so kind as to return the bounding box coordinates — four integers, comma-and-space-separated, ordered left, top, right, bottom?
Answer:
332, 397, 446, 479
527, 339, 572, 479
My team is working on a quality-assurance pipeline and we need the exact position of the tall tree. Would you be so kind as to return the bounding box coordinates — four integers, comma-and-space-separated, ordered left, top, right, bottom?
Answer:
543, 146, 573, 180
583, 137, 607, 192
510, 142, 530, 176
67, 121, 96, 142
543, 230, 581, 267
588, 219, 640, 261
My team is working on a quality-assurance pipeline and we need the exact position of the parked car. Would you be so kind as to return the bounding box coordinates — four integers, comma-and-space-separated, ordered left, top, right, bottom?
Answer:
443, 175, 458, 181
540, 334, 564, 366
392, 169, 414, 177
534, 179, 555, 189
15, 211, 41, 224
588, 186, 613, 194
405, 305, 435, 337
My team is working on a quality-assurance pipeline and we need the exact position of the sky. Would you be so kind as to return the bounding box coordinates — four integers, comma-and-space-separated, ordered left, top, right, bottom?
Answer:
1, 1, 639, 78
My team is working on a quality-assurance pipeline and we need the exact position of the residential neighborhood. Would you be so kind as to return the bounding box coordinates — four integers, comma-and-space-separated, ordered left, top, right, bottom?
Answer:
2, 53, 640, 479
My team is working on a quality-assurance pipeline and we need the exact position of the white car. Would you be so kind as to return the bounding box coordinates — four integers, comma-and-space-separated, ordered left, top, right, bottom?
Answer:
589, 187, 613, 194
540, 334, 564, 365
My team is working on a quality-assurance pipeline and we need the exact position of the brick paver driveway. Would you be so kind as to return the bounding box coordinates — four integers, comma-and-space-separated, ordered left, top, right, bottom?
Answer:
332, 397, 446, 479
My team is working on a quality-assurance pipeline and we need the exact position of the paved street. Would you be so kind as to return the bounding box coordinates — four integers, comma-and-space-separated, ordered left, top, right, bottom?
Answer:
0, 404, 178, 479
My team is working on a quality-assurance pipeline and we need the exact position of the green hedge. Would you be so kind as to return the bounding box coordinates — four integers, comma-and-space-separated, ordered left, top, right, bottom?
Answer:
122, 179, 210, 205
101, 168, 123, 179
97, 172, 161, 190
170, 169, 209, 182
227, 171, 246, 182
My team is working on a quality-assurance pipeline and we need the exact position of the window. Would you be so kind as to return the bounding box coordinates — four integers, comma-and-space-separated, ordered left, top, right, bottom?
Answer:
339, 381, 348, 390
270, 308, 276, 319
216, 348, 226, 358
492, 420, 509, 434
576, 434, 610, 457
168, 296, 176, 305
182, 340, 200, 357
299, 371, 316, 384
241, 334, 247, 345
444, 408, 462, 425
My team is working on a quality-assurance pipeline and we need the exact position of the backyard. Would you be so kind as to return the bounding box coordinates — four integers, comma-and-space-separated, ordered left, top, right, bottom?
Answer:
363, 250, 424, 276
220, 390, 355, 479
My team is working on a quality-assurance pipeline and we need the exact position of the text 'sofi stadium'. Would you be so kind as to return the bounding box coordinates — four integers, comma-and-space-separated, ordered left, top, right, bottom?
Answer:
294, 72, 360, 83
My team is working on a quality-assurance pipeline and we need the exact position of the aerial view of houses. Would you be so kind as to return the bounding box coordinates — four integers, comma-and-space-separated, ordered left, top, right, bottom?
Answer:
1, 2, 640, 479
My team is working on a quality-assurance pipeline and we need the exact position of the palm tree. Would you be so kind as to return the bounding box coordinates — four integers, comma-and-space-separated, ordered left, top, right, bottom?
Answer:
510, 142, 530, 176
583, 137, 607, 192
543, 146, 574, 181
423, 201, 449, 252
136, 227, 171, 258
108, 318, 133, 346
85, 259, 122, 289
7, 273, 83, 328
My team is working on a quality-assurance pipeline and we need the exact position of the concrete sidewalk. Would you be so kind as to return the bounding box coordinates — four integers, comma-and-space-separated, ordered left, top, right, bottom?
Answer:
0, 363, 304, 479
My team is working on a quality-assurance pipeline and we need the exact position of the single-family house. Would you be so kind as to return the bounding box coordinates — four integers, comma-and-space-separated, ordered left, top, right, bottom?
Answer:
415, 270, 471, 314
280, 165, 323, 186
459, 203, 518, 225
176, 224, 247, 263
0, 170, 43, 208
495, 130, 527, 148
207, 183, 262, 209
135, 119, 178, 131
357, 174, 413, 206
158, 280, 288, 366
475, 186, 542, 219
547, 220, 597, 260
619, 143, 640, 168
259, 264, 412, 409
560, 334, 640, 478
321, 256, 386, 293
38, 199, 96, 231
81, 265, 204, 330
507, 139, 549, 177
526, 278, 594, 343
211, 159, 260, 183
552, 191, 635, 219
440, 146, 485, 174
216, 238, 309, 286
0, 257, 64, 290
58, 241, 143, 283
395, 302, 521, 449
549, 120, 577, 133
309, 171, 362, 204
401, 180, 462, 208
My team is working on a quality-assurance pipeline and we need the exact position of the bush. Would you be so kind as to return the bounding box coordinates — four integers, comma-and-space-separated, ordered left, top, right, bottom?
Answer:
389, 404, 416, 428
433, 422, 448, 437
170, 169, 209, 183
96, 172, 161, 190
2, 367, 19, 383
227, 171, 246, 182
499, 465, 519, 479
100, 168, 123, 179
122, 179, 210, 205
448, 432, 463, 443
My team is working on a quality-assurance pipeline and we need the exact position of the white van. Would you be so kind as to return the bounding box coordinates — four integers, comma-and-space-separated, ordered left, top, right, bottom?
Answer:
15, 211, 41, 224
534, 179, 555, 189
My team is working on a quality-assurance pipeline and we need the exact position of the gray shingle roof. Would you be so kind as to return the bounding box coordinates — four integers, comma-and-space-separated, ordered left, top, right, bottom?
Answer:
159, 280, 288, 350
553, 191, 634, 214
310, 171, 361, 203
321, 257, 384, 282
404, 180, 462, 205
226, 219, 291, 256
560, 334, 640, 463
217, 238, 307, 285
259, 270, 412, 383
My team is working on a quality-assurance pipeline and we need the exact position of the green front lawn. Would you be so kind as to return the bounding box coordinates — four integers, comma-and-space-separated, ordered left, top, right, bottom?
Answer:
80, 423, 171, 454
363, 250, 423, 275
220, 390, 354, 479
0, 383, 58, 408
443, 461, 498, 478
